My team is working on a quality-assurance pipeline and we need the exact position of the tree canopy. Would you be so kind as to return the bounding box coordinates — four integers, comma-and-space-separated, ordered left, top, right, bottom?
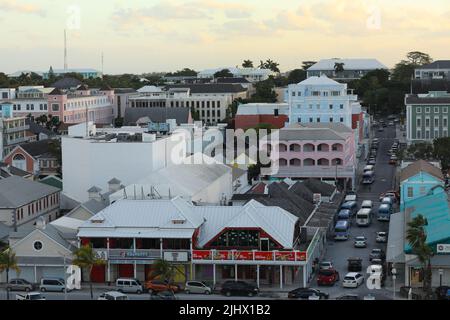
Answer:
214, 69, 234, 78
242, 60, 254, 68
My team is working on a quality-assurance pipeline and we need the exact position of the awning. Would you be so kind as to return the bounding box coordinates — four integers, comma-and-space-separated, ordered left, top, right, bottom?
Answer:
387, 212, 406, 263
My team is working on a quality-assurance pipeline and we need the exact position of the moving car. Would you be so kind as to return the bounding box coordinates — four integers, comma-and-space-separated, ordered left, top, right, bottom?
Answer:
317, 269, 340, 286
145, 279, 180, 293
369, 249, 386, 261
16, 292, 46, 300
150, 290, 178, 300
184, 281, 212, 295
354, 236, 367, 248
336, 294, 360, 300
288, 288, 329, 299
98, 291, 129, 300
363, 165, 375, 173
342, 273, 364, 288
367, 158, 376, 165
116, 278, 144, 294
347, 258, 362, 272
337, 209, 351, 225
6, 279, 34, 292
381, 197, 393, 206
379, 191, 399, 202
344, 194, 357, 202
376, 232, 388, 243
340, 201, 358, 217
220, 281, 259, 297
362, 171, 375, 184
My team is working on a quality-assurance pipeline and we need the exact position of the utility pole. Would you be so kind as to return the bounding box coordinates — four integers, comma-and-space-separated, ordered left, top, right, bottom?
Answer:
64, 29, 68, 72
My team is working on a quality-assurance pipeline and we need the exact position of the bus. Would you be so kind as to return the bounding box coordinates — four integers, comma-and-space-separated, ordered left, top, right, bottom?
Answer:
377, 204, 393, 221
362, 171, 375, 184
356, 208, 372, 227
334, 220, 350, 241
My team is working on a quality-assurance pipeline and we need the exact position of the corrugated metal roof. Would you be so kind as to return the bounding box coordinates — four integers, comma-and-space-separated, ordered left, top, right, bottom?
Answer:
400, 160, 443, 182
307, 59, 387, 71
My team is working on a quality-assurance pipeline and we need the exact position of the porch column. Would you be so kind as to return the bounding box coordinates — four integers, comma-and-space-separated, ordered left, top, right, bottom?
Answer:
213, 264, 216, 287
280, 265, 283, 289
302, 266, 307, 288
133, 238, 136, 252
134, 261, 137, 279
160, 238, 163, 259
257, 265, 260, 288
34, 265, 37, 283
235, 264, 238, 281
192, 264, 196, 280
107, 238, 111, 283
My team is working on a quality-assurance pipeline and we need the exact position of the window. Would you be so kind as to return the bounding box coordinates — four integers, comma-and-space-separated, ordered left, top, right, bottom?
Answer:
52, 104, 59, 111
317, 117, 321, 123
340, 117, 344, 122
316, 104, 320, 110
435, 118, 439, 127
417, 130, 422, 139
329, 104, 333, 110
444, 117, 448, 127
340, 104, 344, 109
330, 117, 333, 122
309, 118, 313, 123
425, 117, 430, 127
407, 187, 413, 198
425, 107, 430, 113
435, 130, 439, 138
331, 91, 341, 96
434, 107, 439, 113
33, 241, 43, 251
312, 91, 320, 96
297, 117, 302, 123
298, 92, 301, 96
417, 107, 422, 114
444, 107, 448, 113
417, 118, 421, 127
292, 92, 296, 97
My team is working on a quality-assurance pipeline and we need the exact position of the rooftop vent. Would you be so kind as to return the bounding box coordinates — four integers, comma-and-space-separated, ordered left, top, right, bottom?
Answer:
172, 219, 186, 225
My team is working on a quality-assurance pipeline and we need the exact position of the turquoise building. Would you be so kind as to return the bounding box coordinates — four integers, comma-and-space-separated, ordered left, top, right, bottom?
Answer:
399, 160, 444, 211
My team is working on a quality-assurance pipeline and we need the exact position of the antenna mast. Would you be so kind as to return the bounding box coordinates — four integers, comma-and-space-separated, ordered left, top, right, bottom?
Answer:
64, 29, 68, 72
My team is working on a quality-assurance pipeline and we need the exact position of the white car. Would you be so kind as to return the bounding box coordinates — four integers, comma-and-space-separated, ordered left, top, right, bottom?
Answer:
342, 273, 364, 288
376, 232, 388, 243
354, 236, 367, 248
98, 291, 129, 300
319, 261, 333, 270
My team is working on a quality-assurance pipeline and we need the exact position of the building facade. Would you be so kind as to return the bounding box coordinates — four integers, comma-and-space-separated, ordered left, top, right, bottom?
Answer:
415, 60, 450, 80
261, 123, 357, 189
235, 103, 289, 130
405, 91, 450, 144
113, 88, 136, 119
42, 68, 102, 80
198, 67, 275, 83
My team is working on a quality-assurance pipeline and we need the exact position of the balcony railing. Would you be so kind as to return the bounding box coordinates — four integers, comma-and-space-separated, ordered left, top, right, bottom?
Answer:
5, 125, 29, 134
261, 165, 355, 178
94, 249, 191, 262
192, 250, 307, 263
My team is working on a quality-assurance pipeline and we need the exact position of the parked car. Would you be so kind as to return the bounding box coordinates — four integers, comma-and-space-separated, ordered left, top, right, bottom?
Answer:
185, 281, 212, 295
150, 290, 178, 300
361, 200, 373, 211
98, 291, 129, 300
6, 279, 34, 292
288, 288, 329, 299
220, 281, 259, 297
435, 286, 450, 300
369, 248, 386, 261
342, 273, 364, 288
340, 201, 358, 217
145, 279, 180, 293
367, 158, 376, 165
319, 261, 334, 270
379, 191, 399, 202
347, 257, 362, 272
336, 294, 360, 300
317, 269, 340, 286
376, 232, 388, 243
116, 278, 144, 294
39, 278, 66, 292
354, 236, 367, 248
389, 156, 398, 165
16, 292, 46, 300
381, 197, 393, 206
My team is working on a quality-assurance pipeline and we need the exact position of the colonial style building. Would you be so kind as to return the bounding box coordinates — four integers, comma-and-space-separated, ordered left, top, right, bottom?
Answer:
235, 103, 289, 130
306, 58, 387, 81
405, 91, 450, 144
415, 60, 450, 80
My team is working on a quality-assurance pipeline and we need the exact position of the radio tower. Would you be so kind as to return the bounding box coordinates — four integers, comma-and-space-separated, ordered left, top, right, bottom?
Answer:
64, 29, 68, 72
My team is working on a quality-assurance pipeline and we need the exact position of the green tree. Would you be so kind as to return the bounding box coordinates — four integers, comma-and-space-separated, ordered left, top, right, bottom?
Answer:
0, 247, 20, 300
191, 107, 200, 121
242, 60, 254, 68
406, 214, 434, 298
259, 59, 280, 73
150, 259, 176, 284
433, 138, 450, 170
251, 78, 278, 102
72, 244, 105, 300
392, 51, 433, 82
287, 69, 306, 84
334, 62, 345, 73
165, 68, 198, 77
301, 61, 317, 71
214, 69, 234, 78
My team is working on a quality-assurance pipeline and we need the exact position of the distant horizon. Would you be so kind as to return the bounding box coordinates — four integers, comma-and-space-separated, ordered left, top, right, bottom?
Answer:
1, 0, 449, 74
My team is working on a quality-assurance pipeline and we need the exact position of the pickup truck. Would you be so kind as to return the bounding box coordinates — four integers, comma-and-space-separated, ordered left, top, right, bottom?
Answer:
16, 292, 46, 300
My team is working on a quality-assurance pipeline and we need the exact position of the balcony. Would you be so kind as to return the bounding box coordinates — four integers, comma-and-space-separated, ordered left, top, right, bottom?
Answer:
94, 249, 191, 262
5, 125, 29, 134
192, 249, 307, 265
6, 136, 29, 146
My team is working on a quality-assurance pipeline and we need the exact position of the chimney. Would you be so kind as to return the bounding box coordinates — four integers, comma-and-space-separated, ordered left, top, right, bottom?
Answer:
36, 216, 46, 230
108, 178, 121, 192
87, 186, 102, 201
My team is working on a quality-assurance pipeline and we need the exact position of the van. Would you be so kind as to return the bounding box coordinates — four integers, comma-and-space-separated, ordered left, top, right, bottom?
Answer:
361, 200, 373, 210
377, 204, 393, 221
362, 171, 375, 184
39, 278, 66, 292
334, 220, 350, 241
363, 165, 374, 173
381, 197, 393, 206
340, 201, 358, 217
345, 194, 357, 202
116, 278, 144, 294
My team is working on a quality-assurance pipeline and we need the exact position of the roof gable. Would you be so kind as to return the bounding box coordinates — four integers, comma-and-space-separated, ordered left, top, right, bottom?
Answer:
400, 160, 444, 182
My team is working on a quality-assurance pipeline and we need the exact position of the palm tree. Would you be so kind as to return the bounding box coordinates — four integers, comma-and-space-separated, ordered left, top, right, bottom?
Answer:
72, 244, 105, 300
0, 247, 20, 300
406, 214, 433, 298
150, 259, 176, 284
334, 62, 345, 74
242, 60, 254, 68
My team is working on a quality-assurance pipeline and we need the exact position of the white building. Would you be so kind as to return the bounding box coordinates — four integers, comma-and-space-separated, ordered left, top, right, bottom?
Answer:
198, 67, 275, 83
307, 58, 387, 81
0, 88, 16, 100
287, 75, 358, 129
113, 88, 137, 119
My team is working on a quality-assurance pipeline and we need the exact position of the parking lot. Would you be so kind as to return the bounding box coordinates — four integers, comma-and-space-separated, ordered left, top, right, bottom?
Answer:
308, 124, 398, 299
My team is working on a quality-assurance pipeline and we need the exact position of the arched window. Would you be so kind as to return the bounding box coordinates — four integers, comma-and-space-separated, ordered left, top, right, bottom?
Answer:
303, 144, 315, 152
12, 153, 26, 171
289, 159, 301, 166
278, 159, 288, 167
332, 143, 344, 152
318, 158, 330, 166
332, 158, 343, 166
289, 144, 301, 152
317, 144, 330, 152
303, 158, 315, 166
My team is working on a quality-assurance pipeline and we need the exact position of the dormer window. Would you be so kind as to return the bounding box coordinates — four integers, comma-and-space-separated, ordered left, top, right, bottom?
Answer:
172, 219, 186, 225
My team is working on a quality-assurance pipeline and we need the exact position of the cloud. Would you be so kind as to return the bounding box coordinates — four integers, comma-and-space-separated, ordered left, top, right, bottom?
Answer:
0, 0, 45, 17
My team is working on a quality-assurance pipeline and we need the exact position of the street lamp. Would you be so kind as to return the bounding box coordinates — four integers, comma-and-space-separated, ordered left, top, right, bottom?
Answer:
392, 266, 397, 301
439, 269, 444, 287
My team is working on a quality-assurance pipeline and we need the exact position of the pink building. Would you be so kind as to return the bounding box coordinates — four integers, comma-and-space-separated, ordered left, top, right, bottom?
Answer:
48, 85, 114, 125
261, 123, 357, 189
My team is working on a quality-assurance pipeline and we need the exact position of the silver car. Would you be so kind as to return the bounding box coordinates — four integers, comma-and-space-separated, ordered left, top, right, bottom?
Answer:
184, 281, 212, 295
354, 236, 367, 248
376, 232, 388, 243
7, 279, 34, 292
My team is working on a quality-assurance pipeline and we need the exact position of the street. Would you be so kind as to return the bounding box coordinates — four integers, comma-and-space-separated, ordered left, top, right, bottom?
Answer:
308, 124, 398, 299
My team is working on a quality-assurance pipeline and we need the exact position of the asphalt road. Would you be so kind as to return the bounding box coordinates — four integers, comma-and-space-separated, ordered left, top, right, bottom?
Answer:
308, 125, 398, 300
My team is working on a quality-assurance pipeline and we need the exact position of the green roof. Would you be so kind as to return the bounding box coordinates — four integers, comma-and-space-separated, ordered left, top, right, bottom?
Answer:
39, 176, 62, 190
404, 188, 450, 253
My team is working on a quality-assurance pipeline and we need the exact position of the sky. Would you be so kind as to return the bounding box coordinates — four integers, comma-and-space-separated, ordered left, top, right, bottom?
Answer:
0, 0, 449, 74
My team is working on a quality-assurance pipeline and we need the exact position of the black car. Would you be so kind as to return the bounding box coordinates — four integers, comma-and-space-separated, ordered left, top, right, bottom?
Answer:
435, 286, 450, 300
220, 281, 259, 297
347, 257, 362, 272
288, 288, 329, 300
150, 290, 177, 300
369, 249, 386, 261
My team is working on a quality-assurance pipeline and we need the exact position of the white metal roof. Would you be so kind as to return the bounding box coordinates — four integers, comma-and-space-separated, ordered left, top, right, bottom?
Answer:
298, 75, 341, 86
308, 59, 387, 71
236, 103, 289, 116
50, 216, 85, 231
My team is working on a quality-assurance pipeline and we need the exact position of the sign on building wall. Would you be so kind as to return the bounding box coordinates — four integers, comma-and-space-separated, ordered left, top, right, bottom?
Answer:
437, 244, 450, 254
163, 251, 189, 262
